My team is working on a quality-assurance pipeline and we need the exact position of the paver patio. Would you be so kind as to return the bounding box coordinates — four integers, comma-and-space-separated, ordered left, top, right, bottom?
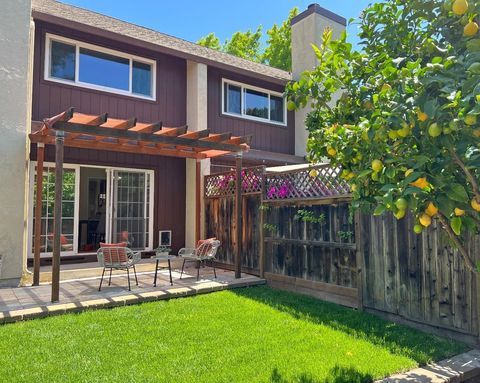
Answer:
0, 258, 264, 322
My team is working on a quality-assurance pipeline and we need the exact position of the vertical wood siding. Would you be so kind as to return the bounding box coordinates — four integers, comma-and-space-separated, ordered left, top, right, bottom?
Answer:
207, 67, 295, 154
32, 21, 186, 126
31, 146, 186, 252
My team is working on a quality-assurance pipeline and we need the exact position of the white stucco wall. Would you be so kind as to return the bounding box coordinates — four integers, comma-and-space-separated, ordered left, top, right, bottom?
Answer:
0, 0, 33, 285
292, 8, 345, 157
185, 61, 209, 247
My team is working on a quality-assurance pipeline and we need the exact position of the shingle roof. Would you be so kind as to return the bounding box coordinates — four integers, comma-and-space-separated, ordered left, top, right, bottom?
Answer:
32, 0, 292, 83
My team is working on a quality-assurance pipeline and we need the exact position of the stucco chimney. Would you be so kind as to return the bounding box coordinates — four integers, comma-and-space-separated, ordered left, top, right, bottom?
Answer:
291, 3, 346, 157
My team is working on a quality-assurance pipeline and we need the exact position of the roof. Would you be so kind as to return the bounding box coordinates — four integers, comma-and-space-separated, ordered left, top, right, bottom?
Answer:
31, 0, 292, 83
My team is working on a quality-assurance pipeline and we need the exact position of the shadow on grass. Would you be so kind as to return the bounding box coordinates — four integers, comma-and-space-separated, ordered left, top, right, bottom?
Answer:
233, 286, 467, 365
270, 366, 373, 383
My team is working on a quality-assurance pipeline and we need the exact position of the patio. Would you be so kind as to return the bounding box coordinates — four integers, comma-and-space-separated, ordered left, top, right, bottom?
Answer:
0, 259, 264, 323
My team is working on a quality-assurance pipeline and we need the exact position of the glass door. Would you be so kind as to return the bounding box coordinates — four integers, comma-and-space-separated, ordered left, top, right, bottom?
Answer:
107, 169, 152, 250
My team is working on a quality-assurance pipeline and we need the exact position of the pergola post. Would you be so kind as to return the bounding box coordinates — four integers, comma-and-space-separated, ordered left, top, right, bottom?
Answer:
195, 159, 201, 245
234, 152, 243, 279
33, 143, 45, 286
51, 130, 64, 302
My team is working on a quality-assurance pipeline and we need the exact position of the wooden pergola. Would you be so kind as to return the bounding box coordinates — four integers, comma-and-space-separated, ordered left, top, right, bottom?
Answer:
29, 108, 249, 302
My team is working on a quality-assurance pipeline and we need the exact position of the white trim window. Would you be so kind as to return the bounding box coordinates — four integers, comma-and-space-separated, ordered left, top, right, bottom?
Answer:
222, 78, 287, 126
45, 33, 156, 100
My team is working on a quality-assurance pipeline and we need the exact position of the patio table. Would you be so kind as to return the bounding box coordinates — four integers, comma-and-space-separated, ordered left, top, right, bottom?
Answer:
152, 253, 175, 286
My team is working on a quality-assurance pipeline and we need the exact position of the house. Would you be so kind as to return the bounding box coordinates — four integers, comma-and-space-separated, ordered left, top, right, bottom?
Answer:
0, 0, 345, 286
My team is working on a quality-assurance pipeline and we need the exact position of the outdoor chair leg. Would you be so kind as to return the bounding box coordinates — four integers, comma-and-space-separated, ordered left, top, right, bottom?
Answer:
108, 268, 112, 286
180, 259, 186, 279
126, 268, 131, 291
153, 259, 159, 287
212, 260, 217, 279
133, 264, 138, 286
98, 267, 106, 291
168, 259, 173, 285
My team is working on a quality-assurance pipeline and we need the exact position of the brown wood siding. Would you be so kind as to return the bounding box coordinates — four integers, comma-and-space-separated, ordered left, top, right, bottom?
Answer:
32, 21, 186, 126
30, 145, 186, 252
207, 67, 295, 155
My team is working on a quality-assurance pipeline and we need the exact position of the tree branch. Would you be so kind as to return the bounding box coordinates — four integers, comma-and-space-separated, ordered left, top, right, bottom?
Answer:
451, 150, 480, 202
437, 213, 476, 273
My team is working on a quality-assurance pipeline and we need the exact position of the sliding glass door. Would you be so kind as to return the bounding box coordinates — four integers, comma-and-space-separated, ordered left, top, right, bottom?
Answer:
107, 169, 153, 250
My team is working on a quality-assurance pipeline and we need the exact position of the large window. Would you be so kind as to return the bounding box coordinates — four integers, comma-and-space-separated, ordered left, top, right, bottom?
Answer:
222, 79, 286, 125
45, 34, 156, 100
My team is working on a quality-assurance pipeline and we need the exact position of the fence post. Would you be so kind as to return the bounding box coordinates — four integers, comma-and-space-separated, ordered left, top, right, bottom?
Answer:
259, 166, 266, 278
234, 152, 243, 279
354, 209, 364, 310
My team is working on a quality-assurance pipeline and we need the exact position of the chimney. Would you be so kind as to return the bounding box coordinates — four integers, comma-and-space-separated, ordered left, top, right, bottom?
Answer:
291, 3, 346, 157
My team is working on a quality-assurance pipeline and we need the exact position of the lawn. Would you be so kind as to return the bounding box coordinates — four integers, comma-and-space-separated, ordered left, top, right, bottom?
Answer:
0, 286, 466, 383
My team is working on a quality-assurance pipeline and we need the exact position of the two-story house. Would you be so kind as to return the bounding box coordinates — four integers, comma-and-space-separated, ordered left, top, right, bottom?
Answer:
0, 0, 345, 285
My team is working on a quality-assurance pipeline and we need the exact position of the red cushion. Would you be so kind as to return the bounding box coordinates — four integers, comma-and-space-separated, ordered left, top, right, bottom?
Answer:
196, 237, 216, 248
100, 242, 128, 263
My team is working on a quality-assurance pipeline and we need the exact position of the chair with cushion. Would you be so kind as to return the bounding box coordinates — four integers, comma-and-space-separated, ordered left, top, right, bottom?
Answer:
179, 239, 220, 281
97, 242, 141, 291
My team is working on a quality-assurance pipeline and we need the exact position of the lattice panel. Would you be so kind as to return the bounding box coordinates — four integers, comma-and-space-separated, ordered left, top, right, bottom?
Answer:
205, 166, 264, 198
264, 166, 350, 200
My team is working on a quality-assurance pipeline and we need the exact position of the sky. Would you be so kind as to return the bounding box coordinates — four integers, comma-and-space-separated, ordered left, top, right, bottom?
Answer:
62, 1, 373, 50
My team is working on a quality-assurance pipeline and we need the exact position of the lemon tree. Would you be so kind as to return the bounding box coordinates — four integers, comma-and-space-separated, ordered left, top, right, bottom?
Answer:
287, 0, 480, 270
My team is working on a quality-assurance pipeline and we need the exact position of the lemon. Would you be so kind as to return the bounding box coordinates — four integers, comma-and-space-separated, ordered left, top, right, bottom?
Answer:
371, 159, 383, 172
287, 100, 297, 111
419, 213, 432, 227
395, 198, 408, 210
381, 84, 392, 92
454, 207, 465, 216
425, 202, 438, 217
309, 169, 318, 178
417, 111, 429, 122
465, 114, 477, 126
465, 22, 479, 36
452, 0, 469, 16
388, 130, 398, 140
428, 123, 442, 137
471, 197, 480, 212
405, 169, 414, 177
394, 209, 406, 220
397, 125, 410, 138
327, 147, 337, 156
350, 184, 357, 192
413, 224, 423, 234
346, 171, 355, 180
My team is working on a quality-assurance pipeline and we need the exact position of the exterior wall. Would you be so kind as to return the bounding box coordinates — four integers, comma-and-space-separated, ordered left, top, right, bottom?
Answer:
207, 67, 295, 155
32, 21, 186, 125
30, 146, 186, 253
291, 4, 346, 157
185, 61, 209, 247
0, 0, 33, 285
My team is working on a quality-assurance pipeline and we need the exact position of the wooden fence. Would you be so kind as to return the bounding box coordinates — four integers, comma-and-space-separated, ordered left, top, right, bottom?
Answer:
204, 164, 480, 343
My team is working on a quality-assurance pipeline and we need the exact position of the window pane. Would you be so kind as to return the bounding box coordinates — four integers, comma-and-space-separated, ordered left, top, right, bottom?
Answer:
224, 83, 241, 115
132, 61, 152, 96
50, 40, 76, 81
245, 88, 268, 119
270, 95, 285, 123
79, 48, 129, 91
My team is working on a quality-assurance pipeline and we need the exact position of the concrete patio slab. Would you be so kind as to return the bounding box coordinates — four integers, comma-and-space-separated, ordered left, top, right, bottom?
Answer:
0, 259, 265, 324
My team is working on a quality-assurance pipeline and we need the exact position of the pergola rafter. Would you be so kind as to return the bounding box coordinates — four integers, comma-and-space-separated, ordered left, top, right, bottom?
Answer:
29, 108, 248, 302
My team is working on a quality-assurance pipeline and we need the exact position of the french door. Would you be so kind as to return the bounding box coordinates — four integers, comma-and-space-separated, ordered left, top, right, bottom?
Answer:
106, 169, 153, 250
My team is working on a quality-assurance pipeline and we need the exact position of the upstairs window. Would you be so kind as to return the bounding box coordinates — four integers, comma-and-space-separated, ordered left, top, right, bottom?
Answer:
222, 79, 286, 125
45, 34, 156, 100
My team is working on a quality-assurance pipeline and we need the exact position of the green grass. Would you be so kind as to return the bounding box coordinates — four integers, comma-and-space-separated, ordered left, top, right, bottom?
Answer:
0, 286, 466, 383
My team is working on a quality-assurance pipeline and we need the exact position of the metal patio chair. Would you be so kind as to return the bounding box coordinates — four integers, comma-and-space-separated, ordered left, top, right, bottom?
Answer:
179, 240, 220, 281
97, 245, 141, 291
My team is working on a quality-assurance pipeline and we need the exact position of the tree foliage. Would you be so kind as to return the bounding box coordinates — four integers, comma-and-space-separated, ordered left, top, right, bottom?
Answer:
197, 7, 298, 71
287, 0, 480, 269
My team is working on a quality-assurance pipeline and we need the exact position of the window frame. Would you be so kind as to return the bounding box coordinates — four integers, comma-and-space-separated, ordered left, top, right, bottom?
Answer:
44, 33, 157, 101
221, 78, 287, 126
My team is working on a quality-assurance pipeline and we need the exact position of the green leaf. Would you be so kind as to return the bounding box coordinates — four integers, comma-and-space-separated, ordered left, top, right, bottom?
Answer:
447, 184, 469, 203
437, 195, 455, 215
373, 205, 386, 216
450, 217, 462, 236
